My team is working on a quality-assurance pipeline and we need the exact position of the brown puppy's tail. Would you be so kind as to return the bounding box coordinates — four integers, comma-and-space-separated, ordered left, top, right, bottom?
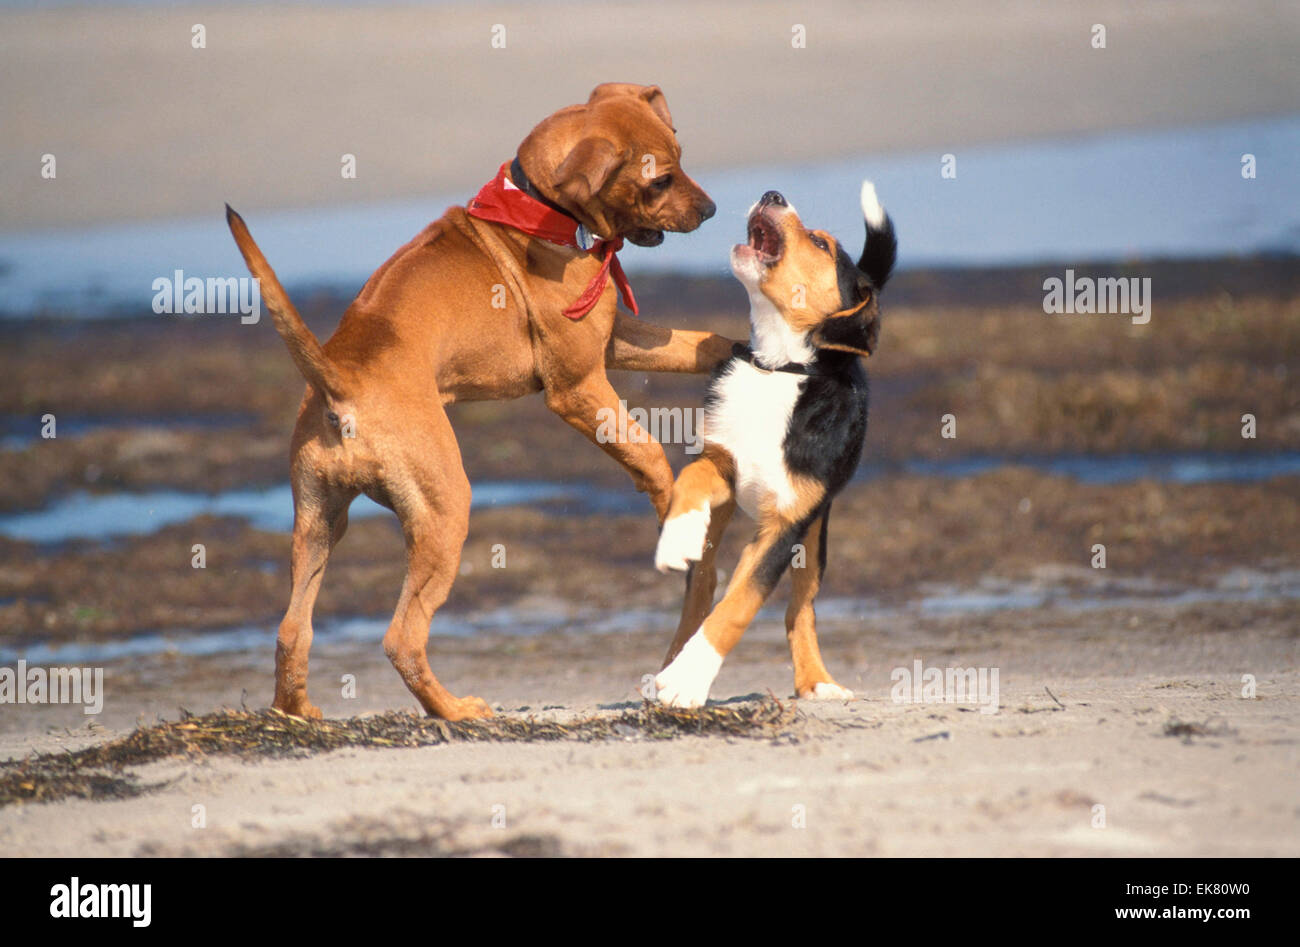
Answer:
225, 204, 344, 401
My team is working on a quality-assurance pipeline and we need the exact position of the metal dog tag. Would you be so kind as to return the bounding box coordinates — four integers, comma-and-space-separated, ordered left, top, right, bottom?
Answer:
575, 224, 596, 251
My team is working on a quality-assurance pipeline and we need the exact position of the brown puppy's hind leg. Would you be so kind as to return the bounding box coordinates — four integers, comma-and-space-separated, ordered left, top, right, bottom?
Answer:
379, 406, 493, 721
275, 481, 354, 718
786, 511, 854, 700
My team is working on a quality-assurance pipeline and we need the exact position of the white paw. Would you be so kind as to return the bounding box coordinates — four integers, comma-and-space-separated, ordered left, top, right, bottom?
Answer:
655, 632, 723, 708
654, 505, 710, 573
800, 681, 855, 701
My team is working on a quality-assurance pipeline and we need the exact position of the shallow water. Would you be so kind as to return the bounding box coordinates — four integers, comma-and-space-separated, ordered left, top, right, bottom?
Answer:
5, 569, 1296, 667
2, 450, 1296, 544
0, 412, 257, 452
2, 116, 1297, 316
0, 480, 634, 543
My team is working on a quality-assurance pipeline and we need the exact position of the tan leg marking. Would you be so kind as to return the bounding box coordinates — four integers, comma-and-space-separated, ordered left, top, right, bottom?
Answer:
695, 517, 790, 660
658, 449, 736, 666
786, 512, 853, 700
661, 499, 736, 668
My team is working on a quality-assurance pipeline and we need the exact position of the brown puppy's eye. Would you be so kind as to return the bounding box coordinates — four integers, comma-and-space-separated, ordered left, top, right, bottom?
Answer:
650, 174, 673, 191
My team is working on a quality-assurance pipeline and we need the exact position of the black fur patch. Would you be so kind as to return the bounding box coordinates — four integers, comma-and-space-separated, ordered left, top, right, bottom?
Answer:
816, 506, 830, 579
753, 509, 822, 593
751, 498, 834, 592
834, 245, 864, 313
701, 356, 736, 415
858, 212, 897, 290
783, 359, 869, 496
811, 245, 877, 355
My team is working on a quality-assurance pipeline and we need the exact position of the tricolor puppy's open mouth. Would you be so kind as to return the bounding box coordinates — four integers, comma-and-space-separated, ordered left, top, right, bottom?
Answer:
730, 191, 792, 282
744, 208, 784, 265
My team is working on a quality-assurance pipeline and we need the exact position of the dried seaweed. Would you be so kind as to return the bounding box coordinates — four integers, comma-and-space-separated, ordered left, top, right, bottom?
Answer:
0, 697, 798, 808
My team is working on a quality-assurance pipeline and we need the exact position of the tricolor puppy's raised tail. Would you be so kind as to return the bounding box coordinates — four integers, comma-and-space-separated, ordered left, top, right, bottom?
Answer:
225, 204, 345, 402
857, 180, 897, 290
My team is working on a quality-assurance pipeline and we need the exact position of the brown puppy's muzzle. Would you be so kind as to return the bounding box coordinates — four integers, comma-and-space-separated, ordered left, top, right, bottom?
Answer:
694, 193, 718, 224
651, 174, 716, 237
676, 180, 717, 232
624, 184, 713, 246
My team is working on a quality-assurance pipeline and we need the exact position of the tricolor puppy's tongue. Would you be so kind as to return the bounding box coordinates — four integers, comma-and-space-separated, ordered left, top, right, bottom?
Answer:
747, 213, 782, 261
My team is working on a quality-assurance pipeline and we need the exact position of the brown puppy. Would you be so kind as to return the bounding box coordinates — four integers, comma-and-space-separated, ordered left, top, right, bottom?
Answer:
226, 83, 735, 721
653, 184, 897, 707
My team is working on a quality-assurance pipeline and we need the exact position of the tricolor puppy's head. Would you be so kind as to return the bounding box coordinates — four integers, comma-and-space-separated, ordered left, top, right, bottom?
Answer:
730, 183, 897, 358
518, 83, 716, 247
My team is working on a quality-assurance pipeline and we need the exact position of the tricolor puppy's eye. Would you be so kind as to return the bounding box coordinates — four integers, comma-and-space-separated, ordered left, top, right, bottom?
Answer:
809, 233, 831, 254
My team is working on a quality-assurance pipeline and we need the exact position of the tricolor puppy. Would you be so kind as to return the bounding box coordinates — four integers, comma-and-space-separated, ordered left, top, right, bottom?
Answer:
653, 183, 897, 707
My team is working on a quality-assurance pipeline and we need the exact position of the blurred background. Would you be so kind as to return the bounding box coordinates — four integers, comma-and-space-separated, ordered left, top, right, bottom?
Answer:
1, 0, 1297, 722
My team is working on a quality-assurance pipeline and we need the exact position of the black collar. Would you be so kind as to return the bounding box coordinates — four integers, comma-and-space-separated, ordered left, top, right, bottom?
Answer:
731, 342, 837, 376
510, 156, 579, 222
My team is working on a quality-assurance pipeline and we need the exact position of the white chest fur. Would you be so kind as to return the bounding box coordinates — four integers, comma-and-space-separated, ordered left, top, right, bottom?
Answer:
703, 360, 804, 519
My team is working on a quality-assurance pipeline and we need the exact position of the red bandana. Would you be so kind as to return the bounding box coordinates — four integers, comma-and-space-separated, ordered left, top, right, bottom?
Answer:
467, 162, 638, 319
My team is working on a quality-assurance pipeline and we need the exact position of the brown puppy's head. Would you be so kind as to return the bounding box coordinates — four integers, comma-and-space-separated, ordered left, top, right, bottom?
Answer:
517, 83, 716, 247
730, 184, 897, 363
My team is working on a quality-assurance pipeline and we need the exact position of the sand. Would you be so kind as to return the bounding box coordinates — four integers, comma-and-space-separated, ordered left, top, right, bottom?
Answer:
1, 604, 1296, 857
3, 0, 1299, 229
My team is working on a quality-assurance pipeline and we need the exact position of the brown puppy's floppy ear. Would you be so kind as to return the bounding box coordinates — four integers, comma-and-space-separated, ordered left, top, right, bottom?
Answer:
554, 137, 624, 204
554, 137, 625, 237
812, 280, 879, 358
588, 82, 675, 129
636, 86, 674, 129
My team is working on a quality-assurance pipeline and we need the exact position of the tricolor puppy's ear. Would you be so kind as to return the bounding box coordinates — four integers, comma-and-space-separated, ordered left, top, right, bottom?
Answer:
554, 137, 625, 206
857, 180, 897, 290
813, 283, 879, 358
